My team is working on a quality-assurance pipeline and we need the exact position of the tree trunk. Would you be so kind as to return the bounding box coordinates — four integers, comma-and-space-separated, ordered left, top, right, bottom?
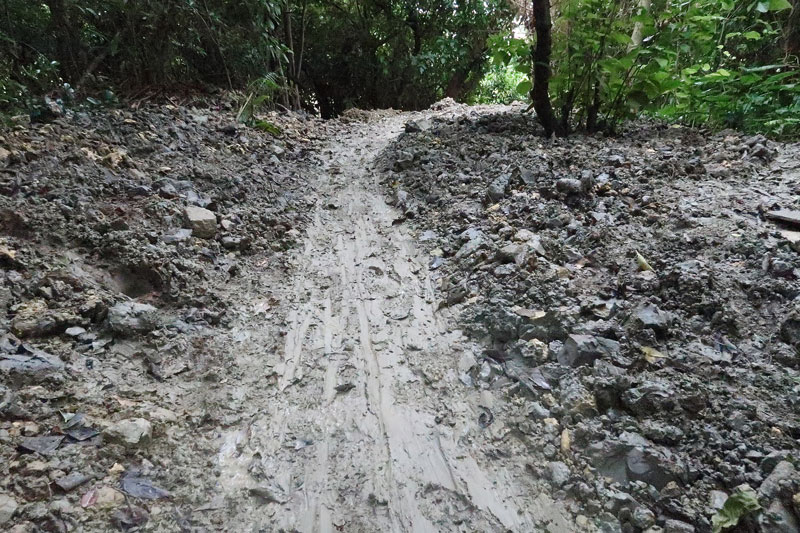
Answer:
628, 0, 651, 52
531, 0, 564, 137
45, 0, 81, 79
445, 45, 487, 100
786, 0, 800, 56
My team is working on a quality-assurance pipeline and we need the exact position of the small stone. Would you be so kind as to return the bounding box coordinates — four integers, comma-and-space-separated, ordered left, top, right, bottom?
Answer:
709, 490, 728, 510
528, 401, 550, 420
65, 326, 86, 337
393, 151, 414, 171
758, 499, 799, 533
0, 147, 11, 167
632, 507, 656, 529
663, 519, 694, 533
556, 178, 582, 194
184, 206, 217, 239
621, 382, 676, 415
93, 486, 125, 509
766, 209, 800, 227
759, 461, 796, 499
107, 302, 160, 335
557, 334, 620, 367
162, 228, 193, 244
547, 461, 570, 487
629, 304, 671, 334
0, 494, 18, 525
104, 418, 152, 446
487, 174, 511, 203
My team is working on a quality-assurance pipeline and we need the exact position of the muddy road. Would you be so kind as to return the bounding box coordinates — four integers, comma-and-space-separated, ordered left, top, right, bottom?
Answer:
211, 114, 575, 532
2, 101, 799, 533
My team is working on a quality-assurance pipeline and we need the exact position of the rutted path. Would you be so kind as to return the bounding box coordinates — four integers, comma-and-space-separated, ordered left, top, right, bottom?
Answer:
212, 114, 578, 532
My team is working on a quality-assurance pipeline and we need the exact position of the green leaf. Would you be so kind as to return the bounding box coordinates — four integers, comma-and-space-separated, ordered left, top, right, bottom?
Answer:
711, 487, 761, 533
756, 1, 770, 12
768, 0, 792, 10
743, 31, 761, 40
515, 79, 532, 95
252, 120, 281, 136
611, 32, 633, 45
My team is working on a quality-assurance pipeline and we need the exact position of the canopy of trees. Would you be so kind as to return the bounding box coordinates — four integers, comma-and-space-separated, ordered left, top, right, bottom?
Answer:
1, 0, 798, 135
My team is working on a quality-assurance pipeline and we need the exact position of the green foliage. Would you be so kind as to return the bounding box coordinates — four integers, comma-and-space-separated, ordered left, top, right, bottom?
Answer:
711, 486, 761, 533
471, 64, 529, 104
471, 34, 531, 104
237, 73, 283, 124
0, 0, 285, 113
298, 0, 515, 116
491, 0, 800, 137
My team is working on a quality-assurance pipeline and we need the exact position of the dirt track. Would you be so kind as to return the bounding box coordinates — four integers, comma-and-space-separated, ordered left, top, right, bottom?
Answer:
2, 102, 798, 533
210, 113, 576, 532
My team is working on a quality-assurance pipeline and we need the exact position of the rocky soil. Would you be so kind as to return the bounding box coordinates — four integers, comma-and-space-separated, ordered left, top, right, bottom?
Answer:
0, 99, 327, 531
379, 100, 800, 532
2, 96, 799, 533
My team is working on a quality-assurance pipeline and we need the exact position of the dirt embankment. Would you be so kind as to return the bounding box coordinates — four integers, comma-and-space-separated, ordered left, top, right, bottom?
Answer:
379, 102, 800, 533
0, 100, 326, 531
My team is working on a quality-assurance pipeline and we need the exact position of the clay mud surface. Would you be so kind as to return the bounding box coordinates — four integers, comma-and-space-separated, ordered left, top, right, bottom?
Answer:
1, 100, 799, 532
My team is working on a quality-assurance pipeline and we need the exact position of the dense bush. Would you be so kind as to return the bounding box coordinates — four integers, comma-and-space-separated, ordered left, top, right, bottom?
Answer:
1, 0, 798, 137
0, 0, 515, 117
505, 0, 800, 137
1, 0, 285, 113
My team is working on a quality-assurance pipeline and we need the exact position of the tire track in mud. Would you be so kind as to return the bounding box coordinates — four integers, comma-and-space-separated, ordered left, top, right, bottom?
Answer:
213, 114, 581, 532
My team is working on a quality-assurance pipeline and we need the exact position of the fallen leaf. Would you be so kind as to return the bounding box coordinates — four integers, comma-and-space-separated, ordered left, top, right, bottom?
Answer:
121, 476, 171, 500
641, 346, 667, 364
80, 488, 98, 508
712, 486, 760, 533
635, 250, 654, 272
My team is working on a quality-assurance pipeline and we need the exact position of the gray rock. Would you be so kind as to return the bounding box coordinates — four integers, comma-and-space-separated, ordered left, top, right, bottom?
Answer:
621, 382, 676, 415
547, 461, 571, 487
520, 169, 536, 186
65, 326, 86, 337
496, 243, 526, 264
105, 418, 152, 446
221, 235, 246, 250
107, 302, 160, 336
487, 174, 511, 203
631, 507, 656, 529
559, 375, 597, 416
0, 494, 18, 526
556, 178, 582, 194
663, 520, 694, 533
394, 151, 415, 171
625, 447, 685, 490
455, 231, 487, 259
520, 311, 567, 343
528, 401, 550, 419
557, 334, 620, 367
759, 461, 796, 499
405, 119, 432, 133
184, 206, 217, 239
766, 209, 800, 227
758, 499, 800, 533
484, 307, 521, 343
596, 512, 623, 533
629, 304, 672, 334
709, 490, 728, 510
761, 451, 791, 474
587, 435, 685, 490
0, 341, 64, 380
780, 310, 800, 346
162, 228, 193, 244
705, 163, 730, 178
